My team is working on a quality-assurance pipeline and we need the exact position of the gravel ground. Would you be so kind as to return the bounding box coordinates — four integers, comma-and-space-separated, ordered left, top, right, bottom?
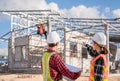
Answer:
0, 73, 120, 81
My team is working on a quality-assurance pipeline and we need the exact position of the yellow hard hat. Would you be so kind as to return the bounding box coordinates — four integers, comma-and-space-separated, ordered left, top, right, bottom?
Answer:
40, 21, 44, 25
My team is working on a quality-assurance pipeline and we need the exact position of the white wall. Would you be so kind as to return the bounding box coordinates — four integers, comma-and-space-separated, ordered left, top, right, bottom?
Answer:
115, 48, 120, 61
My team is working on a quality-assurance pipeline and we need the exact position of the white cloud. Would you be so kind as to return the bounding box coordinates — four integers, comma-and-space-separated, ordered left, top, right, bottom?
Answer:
60, 5, 100, 18
113, 9, 120, 18
0, 0, 59, 21
0, 0, 58, 10
0, 0, 105, 18
48, 2, 59, 11
0, 48, 8, 56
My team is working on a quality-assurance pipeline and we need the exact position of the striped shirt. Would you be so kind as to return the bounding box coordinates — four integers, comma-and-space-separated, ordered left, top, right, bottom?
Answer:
86, 44, 104, 81
47, 49, 80, 81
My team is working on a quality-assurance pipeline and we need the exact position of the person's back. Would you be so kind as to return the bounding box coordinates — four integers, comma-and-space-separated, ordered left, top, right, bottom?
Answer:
37, 21, 47, 39
42, 31, 81, 81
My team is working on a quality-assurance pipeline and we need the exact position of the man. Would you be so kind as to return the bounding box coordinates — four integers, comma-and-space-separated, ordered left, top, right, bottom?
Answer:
37, 21, 47, 39
42, 31, 81, 81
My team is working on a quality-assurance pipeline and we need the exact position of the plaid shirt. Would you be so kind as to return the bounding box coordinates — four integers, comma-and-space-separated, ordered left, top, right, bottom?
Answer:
47, 49, 80, 81
86, 44, 104, 81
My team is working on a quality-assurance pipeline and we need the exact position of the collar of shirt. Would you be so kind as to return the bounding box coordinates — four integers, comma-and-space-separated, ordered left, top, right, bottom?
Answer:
47, 49, 56, 52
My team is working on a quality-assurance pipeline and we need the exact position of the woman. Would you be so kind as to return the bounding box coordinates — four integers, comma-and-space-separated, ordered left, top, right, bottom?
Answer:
84, 32, 108, 81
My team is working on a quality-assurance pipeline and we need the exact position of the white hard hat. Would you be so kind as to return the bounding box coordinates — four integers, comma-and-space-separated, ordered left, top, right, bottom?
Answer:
47, 31, 60, 44
92, 32, 106, 46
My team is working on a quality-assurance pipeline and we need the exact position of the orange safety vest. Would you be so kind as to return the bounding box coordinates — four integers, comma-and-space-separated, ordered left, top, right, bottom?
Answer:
39, 25, 45, 35
89, 54, 108, 81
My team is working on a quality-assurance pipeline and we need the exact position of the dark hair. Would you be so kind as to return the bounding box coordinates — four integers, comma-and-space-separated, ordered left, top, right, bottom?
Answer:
100, 46, 108, 54
48, 43, 58, 47
93, 41, 108, 54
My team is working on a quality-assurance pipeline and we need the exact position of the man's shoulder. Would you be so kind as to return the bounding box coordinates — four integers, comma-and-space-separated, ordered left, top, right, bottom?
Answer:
51, 53, 60, 57
50, 53, 62, 60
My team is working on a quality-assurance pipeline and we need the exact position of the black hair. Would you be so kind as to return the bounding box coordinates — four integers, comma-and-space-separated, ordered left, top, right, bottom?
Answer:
100, 46, 108, 54
93, 41, 108, 54
48, 43, 58, 47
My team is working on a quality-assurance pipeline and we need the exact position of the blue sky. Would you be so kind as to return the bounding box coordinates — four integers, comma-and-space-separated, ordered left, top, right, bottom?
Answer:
46, 0, 119, 9
0, 0, 120, 55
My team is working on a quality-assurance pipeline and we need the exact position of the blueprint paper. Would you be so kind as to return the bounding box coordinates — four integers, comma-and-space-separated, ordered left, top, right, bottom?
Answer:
65, 64, 81, 72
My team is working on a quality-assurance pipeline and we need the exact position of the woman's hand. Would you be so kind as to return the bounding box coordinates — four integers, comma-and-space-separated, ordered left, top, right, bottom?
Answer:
83, 42, 86, 46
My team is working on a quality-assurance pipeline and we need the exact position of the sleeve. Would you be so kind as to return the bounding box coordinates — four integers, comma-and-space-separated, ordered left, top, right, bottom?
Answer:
85, 44, 99, 57
54, 54, 81, 80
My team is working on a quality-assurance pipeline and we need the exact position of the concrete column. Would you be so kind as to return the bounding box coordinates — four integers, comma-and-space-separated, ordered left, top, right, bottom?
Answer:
104, 24, 110, 75
9, 15, 15, 69
64, 28, 71, 64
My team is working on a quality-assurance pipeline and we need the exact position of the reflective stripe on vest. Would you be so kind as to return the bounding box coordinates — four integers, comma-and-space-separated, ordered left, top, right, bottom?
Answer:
42, 52, 62, 81
89, 54, 108, 81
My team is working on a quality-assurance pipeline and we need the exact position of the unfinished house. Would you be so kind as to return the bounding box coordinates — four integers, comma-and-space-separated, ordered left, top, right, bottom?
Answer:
8, 35, 47, 72
63, 28, 91, 74
0, 10, 120, 75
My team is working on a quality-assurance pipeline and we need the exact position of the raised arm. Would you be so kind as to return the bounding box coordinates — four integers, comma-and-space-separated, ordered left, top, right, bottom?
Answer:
85, 44, 99, 57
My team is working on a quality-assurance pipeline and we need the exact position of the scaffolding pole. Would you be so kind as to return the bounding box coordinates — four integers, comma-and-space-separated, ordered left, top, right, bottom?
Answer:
64, 28, 67, 61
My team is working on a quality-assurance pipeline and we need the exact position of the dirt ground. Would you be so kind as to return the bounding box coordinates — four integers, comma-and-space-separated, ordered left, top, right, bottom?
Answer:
0, 73, 120, 81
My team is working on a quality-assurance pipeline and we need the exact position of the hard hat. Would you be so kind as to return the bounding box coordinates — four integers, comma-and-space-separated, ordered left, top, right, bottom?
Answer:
92, 32, 106, 46
47, 31, 60, 44
40, 21, 44, 25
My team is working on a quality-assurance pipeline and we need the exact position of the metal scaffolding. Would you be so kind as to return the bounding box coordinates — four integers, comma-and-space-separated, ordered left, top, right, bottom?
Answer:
0, 10, 120, 41
0, 10, 120, 75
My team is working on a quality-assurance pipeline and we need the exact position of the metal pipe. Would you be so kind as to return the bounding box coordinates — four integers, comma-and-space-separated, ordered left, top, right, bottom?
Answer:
64, 28, 66, 62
